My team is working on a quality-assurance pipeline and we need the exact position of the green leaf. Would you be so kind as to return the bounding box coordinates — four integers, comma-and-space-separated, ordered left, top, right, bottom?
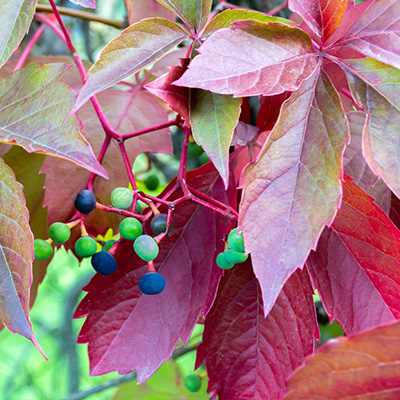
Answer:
155, 0, 212, 32
0, 63, 107, 178
341, 58, 400, 198
190, 90, 241, 187
0, 157, 44, 355
73, 18, 189, 112
0, 0, 37, 69
202, 9, 292, 37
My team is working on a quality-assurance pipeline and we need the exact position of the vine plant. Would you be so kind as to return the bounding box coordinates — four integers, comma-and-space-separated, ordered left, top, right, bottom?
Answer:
2, 0, 400, 399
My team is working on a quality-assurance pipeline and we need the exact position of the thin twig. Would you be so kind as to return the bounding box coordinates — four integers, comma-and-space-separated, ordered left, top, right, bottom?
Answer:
36, 4, 127, 29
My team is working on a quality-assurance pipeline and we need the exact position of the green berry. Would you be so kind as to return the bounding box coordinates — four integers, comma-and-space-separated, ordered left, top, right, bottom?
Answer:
216, 252, 234, 269
228, 228, 245, 253
144, 174, 159, 191
102, 239, 116, 252
111, 187, 133, 210
33, 239, 53, 260
184, 374, 202, 392
134, 235, 159, 261
48, 222, 71, 244
75, 236, 97, 258
119, 218, 143, 241
187, 142, 204, 158
224, 248, 248, 264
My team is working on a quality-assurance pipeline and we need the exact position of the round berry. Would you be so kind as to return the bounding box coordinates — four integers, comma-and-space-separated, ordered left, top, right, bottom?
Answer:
91, 251, 117, 275
184, 374, 202, 392
138, 272, 166, 295
134, 235, 159, 261
119, 217, 143, 241
48, 222, 71, 244
74, 190, 96, 214
111, 187, 133, 210
144, 174, 159, 191
150, 214, 174, 235
224, 248, 248, 264
216, 252, 234, 269
102, 239, 116, 252
33, 239, 53, 260
187, 142, 204, 158
228, 228, 245, 253
75, 236, 97, 258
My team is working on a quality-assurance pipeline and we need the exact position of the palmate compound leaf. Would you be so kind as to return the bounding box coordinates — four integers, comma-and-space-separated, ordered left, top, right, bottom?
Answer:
42, 88, 173, 244
0, 63, 107, 178
337, 0, 400, 70
307, 176, 400, 336
197, 261, 318, 400
284, 321, 400, 399
155, 0, 212, 32
288, 0, 348, 41
74, 162, 235, 382
239, 68, 349, 316
0, 0, 37, 69
0, 157, 44, 355
174, 20, 319, 97
189, 90, 241, 188
72, 18, 189, 113
340, 58, 400, 199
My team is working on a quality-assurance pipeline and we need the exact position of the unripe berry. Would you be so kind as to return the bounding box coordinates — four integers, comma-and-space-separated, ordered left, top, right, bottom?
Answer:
48, 222, 71, 244
33, 239, 53, 260
111, 187, 133, 209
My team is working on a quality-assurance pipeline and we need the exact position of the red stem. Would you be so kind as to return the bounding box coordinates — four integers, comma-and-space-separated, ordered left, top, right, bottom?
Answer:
96, 203, 145, 220
192, 196, 237, 220
119, 142, 137, 190
268, 2, 287, 16
87, 136, 111, 191
122, 117, 181, 141
35, 13, 67, 45
14, 24, 46, 71
178, 127, 191, 195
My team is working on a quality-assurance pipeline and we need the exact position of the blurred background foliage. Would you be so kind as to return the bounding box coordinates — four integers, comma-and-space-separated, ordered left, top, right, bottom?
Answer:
0, 0, 344, 399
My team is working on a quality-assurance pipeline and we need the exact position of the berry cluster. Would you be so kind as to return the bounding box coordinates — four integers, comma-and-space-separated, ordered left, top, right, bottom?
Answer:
216, 228, 248, 269
33, 187, 172, 296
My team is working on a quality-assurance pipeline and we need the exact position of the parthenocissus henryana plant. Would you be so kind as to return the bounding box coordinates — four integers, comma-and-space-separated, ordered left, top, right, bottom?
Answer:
3, 0, 400, 398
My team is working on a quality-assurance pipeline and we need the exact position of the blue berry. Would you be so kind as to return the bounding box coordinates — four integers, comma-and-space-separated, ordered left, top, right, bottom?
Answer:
138, 272, 166, 295
74, 190, 96, 214
150, 213, 173, 235
91, 251, 117, 275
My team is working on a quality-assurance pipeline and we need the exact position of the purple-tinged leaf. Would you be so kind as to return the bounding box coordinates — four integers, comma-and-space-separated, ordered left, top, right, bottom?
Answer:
75, 162, 235, 382
175, 20, 318, 97
72, 18, 189, 112
145, 59, 190, 124
155, 0, 212, 31
190, 90, 241, 187
239, 69, 349, 316
337, 0, 400, 69
284, 321, 400, 399
256, 92, 292, 132
123, 0, 175, 24
202, 9, 292, 37
341, 58, 400, 199
68, 0, 96, 8
0, 0, 37, 69
231, 121, 258, 147
0, 63, 107, 178
198, 262, 318, 400
42, 89, 172, 242
0, 157, 45, 356
308, 176, 400, 336
307, 228, 396, 336
344, 111, 391, 212
288, 0, 348, 40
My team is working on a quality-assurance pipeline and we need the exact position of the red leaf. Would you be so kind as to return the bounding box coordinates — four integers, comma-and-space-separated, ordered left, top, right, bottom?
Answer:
231, 121, 258, 147
42, 89, 172, 241
123, 0, 175, 24
337, 0, 400, 70
145, 59, 190, 124
308, 176, 400, 336
75, 162, 235, 382
198, 262, 318, 400
256, 92, 292, 131
284, 321, 400, 399
175, 20, 318, 97
240, 69, 349, 316
288, 0, 348, 41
